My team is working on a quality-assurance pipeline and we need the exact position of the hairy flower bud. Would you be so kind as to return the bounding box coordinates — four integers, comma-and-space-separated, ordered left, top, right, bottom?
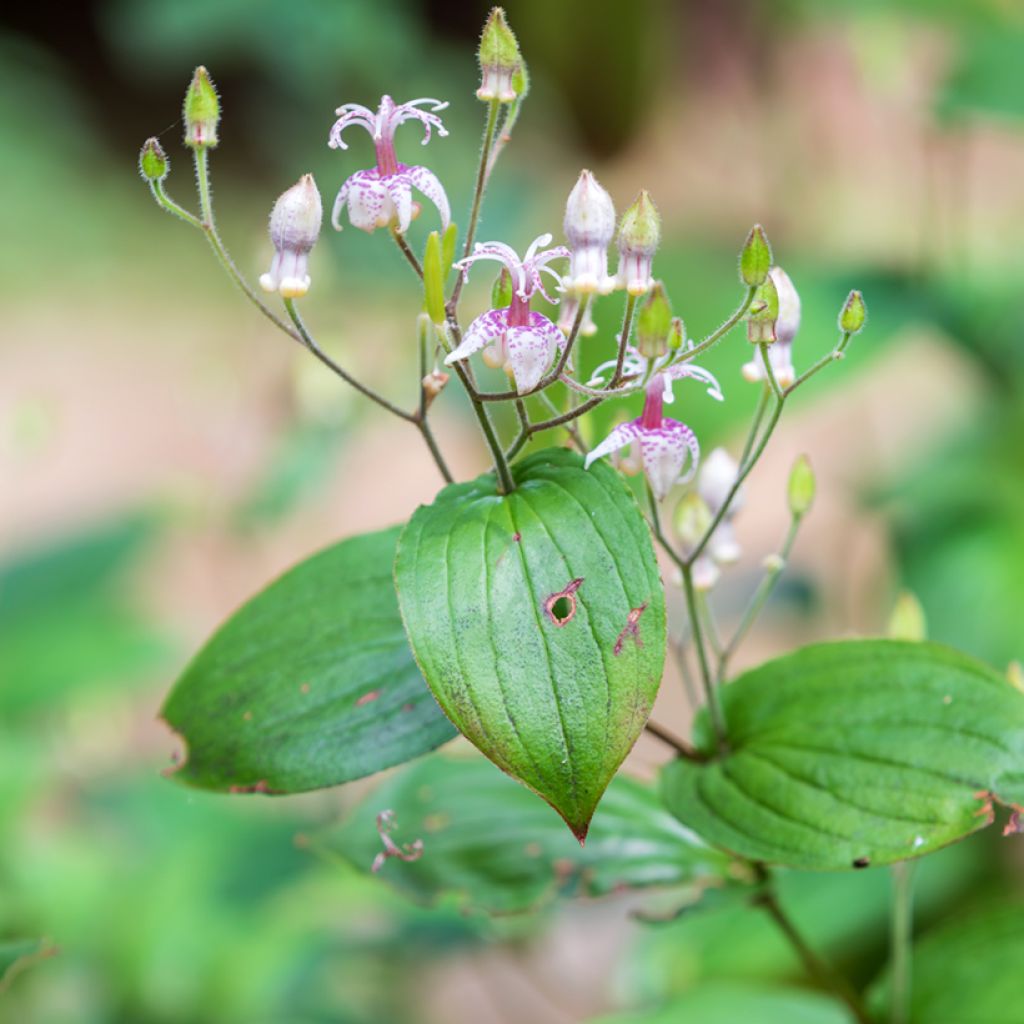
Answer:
616, 190, 661, 296
668, 317, 685, 350
839, 289, 866, 334
740, 224, 772, 287
746, 274, 780, 344
787, 454, 816, 518
184, 66, 220, 149
259, 174, 323, 299
744, 267, 801, 386
563, 169, 616, 294
477, 8, 524, 103
636, 282, 672, 359
138, 137, 169, 182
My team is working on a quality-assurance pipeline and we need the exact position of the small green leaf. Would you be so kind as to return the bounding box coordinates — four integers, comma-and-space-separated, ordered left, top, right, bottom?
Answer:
162, 526, 455, 793
319, 753, 729, 914
395, 448, 666, 841
590, 980, 854, 1024
867, 903, 1024, 1023
662, 640, 1024, 870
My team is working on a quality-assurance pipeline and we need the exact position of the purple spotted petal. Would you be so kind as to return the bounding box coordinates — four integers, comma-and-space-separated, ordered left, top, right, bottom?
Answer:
407, 165, 451, 231
383, 173, 415, 234
638, 419, 700, 501
664, 360, 723, 401
585, 420, 644, 470
336, 169, 390, 233
505, 314, 562, 393
445, 308, 509, 364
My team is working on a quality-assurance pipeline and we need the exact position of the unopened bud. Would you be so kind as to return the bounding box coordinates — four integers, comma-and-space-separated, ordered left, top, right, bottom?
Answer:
184, 66, 220, 149
839, 289, 866, 334
888, 591, 927, 642
259, 174, 322, 299
746, 274, 779, 343
563, 169, 616, 294
740, 224, 772, 287
442, 222, 458, 272
673, 492, 712, 549
139, 137, 169, 182
491, 267, 513, 308
668, 317, 685, 350
787, 454, 815, 518
421, 369, 450, 411
423, 231, 446, 324
636, 282, 672, 359
477, 8, 524, 103
616, 190, 661, 296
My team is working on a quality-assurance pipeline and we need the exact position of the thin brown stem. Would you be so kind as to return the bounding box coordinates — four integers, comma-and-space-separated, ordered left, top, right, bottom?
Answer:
643, 720, 705, 762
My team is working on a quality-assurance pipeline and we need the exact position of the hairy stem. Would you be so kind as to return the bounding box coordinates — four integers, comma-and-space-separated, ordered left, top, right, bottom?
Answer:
390, 225, 423, 279
890, 861, 916, 1024
610, 294, 638, 386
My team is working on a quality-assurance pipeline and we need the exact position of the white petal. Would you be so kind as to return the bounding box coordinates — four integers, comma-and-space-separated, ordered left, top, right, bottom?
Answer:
584, 421, 643, 470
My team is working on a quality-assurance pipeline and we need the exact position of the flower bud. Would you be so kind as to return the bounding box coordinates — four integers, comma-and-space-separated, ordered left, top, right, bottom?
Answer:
563, 169, 616, 295
421, 369, 450, 411
491, 267, 513, 308
888, 591, 927, 642
839, 289, 866, 334
668, 317, 685, 350
636, 282, 672, 359
772, 267, 802, 344
442, 222, 459, 271
787, 454, 815, 518
746, 274, 779, 343
616, 190, 661, 296
740, 224, 772, 287
423, 231, 446, 324
477, 8, 524, 103
184, 66, 220, 149
259, 174, 322, 299
139, 137, 169, 182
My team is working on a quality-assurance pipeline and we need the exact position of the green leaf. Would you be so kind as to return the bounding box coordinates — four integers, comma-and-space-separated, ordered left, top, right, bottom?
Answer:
0, 938, 56, 993
589, 981, 854, 1024
662, 640, 1024, 870
162, 525, 456, 793
395, 447, 666, 841
867, 904, 1024, 1023
319, 752, 729, 914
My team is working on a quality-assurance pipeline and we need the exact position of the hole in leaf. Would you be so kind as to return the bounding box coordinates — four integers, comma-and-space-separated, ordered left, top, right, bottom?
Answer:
544, 577, 584, 627
550, 595, 573, 623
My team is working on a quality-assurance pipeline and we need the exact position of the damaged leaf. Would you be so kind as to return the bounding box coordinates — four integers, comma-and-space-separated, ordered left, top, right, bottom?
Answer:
318, 753, 729, 914
394, 448, 666, 841
662, 640, 1024, 870
162, 525, 455, 793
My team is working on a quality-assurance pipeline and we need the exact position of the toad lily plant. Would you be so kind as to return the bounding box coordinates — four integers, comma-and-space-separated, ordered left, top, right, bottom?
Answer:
141, 14, 1023, 1024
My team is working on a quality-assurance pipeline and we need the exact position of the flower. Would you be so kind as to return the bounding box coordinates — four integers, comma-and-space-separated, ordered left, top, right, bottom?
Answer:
259, 174, 323, 299
328, 96, 450, 234
444, 234, 569, 394
742, 266, 801, 388
584, 350, 723, 501
563, 170, 616, 295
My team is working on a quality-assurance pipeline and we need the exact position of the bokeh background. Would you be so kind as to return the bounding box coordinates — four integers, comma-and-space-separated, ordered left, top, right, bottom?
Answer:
3, 0, 1024, 1020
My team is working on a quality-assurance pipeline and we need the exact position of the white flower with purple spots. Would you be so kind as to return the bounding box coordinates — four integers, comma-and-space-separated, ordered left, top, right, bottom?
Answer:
585, 350, 723, 501
328, 95, 451, 234
444, 234, 569, 394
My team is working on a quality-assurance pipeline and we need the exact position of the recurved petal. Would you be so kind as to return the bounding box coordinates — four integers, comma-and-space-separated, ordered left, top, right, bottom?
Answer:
343, 171, 391, 233
384, 174, 415, 234
584, 420, 644, 471
638, 419, 700, 501
444, 308, 508, 364
505, 319, 559, 394
408, 165, 451, 230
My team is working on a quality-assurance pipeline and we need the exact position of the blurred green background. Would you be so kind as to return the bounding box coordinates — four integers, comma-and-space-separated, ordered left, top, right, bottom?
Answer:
3, 0, 1024, 1020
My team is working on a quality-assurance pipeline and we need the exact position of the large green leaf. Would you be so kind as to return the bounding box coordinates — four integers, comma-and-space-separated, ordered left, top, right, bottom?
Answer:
162, 526, 455, 793
395, 448, 666, 840
319, 753, 729, 914
662, 640, 1024, 869
589, 981, 854, 1024
867, 904, 1024, 1023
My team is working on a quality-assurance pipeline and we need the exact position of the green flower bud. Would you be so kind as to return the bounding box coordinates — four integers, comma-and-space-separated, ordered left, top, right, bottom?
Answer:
184, 66, 220, 149
477, 8, 524, 103
442, 222, 458, 272
423, 232, 446, 325
888, 591, 927, 643
740, 224, 772, 287
636, 281, 672, 359
616, 190, 661, 296
787, 454, 816, 518
491, 267, 513, 308
839, 289, 866, 334
138, 137, 169, 182
746, 274, 779, 344
668, 317, 686, 350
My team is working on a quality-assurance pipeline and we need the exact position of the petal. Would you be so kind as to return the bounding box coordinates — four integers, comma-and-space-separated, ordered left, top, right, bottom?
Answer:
638, 419, 700, 501
584, 420, 644, 471
343, 171, 389, 233
444, 309, 508, 364
407, 165, 451, 230
330, 178, 351, 231
505, 319, 559, 393
664, 360, 724, 401
384, 174, 414, 234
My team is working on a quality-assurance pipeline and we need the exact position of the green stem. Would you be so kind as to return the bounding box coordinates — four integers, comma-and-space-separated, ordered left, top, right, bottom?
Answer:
390, 225, 423, 279
666, 285, 756, 369
149, 180, 203, 229
890, 861, 916, 1024
449, 99, 501, 311
741, 383, 771, 465
610, 294, 639, 386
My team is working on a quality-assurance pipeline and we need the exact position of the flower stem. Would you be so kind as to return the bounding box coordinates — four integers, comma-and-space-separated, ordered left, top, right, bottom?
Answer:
390, 225, 423, 279
740, 383, 771, 465
610, 294, 639, 386
148, 180, 203, 229
666, 285, 756, 369
890, 861, 916, 1024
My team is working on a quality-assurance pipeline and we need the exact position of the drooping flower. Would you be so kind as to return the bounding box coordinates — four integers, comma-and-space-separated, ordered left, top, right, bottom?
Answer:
584, 350, 723, 501
328, 96, 450, 234
742, 266, 801, 388
444, 234, 569, 394
259, 174, 323, 299
697, 447, 743, 581
563, 170, 616, 295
